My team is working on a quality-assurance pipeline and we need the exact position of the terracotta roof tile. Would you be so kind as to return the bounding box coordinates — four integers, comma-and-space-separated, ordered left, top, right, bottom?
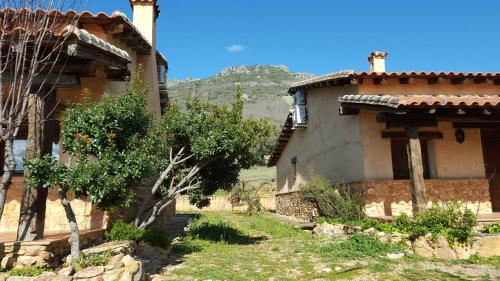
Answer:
339, 94, 500, 109
289, 71, 500, 92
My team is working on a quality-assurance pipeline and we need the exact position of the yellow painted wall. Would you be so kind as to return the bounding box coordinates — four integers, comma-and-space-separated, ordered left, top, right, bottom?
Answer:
276, 79, 497, 194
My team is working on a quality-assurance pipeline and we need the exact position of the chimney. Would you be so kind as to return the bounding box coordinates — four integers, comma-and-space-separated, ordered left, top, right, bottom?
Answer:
129, 0, 162, 116
129, 0, 160, 48
368, 51, 388, 73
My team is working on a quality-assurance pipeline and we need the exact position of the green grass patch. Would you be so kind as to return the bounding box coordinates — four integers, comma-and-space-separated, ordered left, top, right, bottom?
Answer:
9, 268, 45, 277
314, 234, 404, 261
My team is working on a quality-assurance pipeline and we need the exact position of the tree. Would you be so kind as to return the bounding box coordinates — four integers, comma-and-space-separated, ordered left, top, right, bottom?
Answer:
24, 75, 152, 266
134, 91, 270, 229
0, 0, 82, 238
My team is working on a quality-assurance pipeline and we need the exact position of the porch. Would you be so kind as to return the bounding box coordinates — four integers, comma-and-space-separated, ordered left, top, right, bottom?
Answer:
339, 94, 500, 216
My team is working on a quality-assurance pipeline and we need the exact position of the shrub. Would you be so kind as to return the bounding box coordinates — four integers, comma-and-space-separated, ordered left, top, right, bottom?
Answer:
105, 220, 145, 241
229, 183, 264, 214
106, 220, 170, 248
482, 222, 500, 234
317, 234, 403, 260
143, 227, 170, 249
300, 176, 364, 221
76, 251, 111, 271
395, 203, 477, 244
9, 268, 44, 277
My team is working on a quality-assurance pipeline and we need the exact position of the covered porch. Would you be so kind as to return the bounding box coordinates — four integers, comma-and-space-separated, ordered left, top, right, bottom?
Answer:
339, 94, 500, 219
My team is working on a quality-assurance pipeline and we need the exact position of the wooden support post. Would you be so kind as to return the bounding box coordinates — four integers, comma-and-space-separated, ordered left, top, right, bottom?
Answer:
405, 127, 428, 214
17, 88, 54, 241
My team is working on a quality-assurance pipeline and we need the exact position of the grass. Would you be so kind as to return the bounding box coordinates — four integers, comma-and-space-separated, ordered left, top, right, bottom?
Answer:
157, 212, 500, 280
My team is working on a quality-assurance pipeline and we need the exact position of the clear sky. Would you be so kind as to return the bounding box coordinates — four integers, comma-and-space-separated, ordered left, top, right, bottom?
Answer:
85, 0, 500, 80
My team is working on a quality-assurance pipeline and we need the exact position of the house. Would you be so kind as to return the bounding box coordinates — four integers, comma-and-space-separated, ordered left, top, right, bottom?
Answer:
268, 51, 500, 221
0, 0, 174, 238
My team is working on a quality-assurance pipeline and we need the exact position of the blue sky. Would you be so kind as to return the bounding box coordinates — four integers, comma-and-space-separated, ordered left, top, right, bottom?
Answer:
85, 0, 500, 80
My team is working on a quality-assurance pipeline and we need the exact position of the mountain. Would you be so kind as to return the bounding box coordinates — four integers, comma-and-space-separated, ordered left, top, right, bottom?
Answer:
167, 65, 314, 124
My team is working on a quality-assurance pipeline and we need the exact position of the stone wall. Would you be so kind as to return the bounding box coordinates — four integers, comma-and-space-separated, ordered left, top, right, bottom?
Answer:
176, 195, 276, 212
350, 179, 492, 217
111, 183, 176, 230
0, 176, 107, 232
275, 192, 319, 221
0, 229, 105, 269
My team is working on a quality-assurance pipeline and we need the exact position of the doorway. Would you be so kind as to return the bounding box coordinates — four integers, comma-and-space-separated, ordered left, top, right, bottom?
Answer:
482, 129, 500, 212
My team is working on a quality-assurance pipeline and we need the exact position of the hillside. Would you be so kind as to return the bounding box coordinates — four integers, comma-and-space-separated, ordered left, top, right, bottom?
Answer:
167, 65, 314, 124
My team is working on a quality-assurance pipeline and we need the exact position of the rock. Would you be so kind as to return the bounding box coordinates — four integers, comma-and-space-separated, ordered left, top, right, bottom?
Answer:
454, 246, 473, 260
344, 225, 363, 235
390, 232, 404, 244
386, 252, 405, 260
6, 277, 33, 281
473, 235, 500, 258
73, 266, 105, 279
80, 241, 136, 257
322, 268, 332, 273
121, 258, 143, 281
334, 267, 343, 272
33, 272, 57, 281
413, 236, 434, 258
57, 267, 75, 277
313, 223, 345, 238
434, 235, 457, 260
50, 276, 73, 281
363, 227, 376, 235
0, 273, 7, 281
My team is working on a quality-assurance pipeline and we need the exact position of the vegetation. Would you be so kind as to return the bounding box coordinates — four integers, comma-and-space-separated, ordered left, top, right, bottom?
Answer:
158, 212, 498, 280
134, 86, 270, 228
229, 182, 270, 214
314, 234, 404, 261
482, 222, 500, 234
106, 220, 170, 248
76, 251, 111, 271
393, 203, 477, 244
9, 268, 45, 277
300, 176, 364, 221
23, 73, 153, 266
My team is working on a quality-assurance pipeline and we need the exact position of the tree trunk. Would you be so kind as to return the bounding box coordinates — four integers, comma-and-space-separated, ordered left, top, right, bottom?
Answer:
59, 186, 80, 267
17, 89, 53, 241
0, 139, 15, 221
406, 127, 427, 214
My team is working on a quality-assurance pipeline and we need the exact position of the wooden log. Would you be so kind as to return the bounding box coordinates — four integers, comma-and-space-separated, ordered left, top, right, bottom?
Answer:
405, 127, 428, 214
16, 89, 55, 241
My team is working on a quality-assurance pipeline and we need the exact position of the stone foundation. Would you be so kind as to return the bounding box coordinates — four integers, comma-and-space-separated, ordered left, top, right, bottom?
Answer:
350, 179, 492, 217
0, 229, 105, 269
275, 192, 319, 221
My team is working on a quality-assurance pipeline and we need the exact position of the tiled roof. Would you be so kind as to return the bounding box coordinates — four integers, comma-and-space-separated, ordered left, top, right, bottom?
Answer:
69, 26, 132, 62
339, 94, 500, 109
0, 8, 152, 52
289, 71, 500, 93
267, 113, 293, 167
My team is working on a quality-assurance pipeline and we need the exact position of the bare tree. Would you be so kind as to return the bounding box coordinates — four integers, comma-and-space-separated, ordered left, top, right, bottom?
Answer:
0, 0, 82, 240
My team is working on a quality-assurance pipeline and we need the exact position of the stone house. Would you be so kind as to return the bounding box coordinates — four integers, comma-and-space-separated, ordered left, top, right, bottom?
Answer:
268, 52, 500, 221
0, 0, 174, 237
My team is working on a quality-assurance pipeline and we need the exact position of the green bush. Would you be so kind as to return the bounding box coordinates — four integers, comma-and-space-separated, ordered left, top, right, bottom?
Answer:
395, 203, 477, 244
106, 220, 170, 248
9, 268, 44, 277
317, 234, 403, 260
76, 251, 111, 271
317, 216, 398, 233
482, 222, 500, 234
300, 176, 364, 221
105, 220, 145, 241
143, 227, 170, 249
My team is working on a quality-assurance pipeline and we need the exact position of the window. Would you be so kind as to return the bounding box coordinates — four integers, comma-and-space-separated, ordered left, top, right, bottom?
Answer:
291, 157, 297, 180
391, 139, 430, 180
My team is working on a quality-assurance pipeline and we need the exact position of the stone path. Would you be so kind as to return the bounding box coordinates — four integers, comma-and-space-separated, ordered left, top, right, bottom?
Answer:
165, 214, 196, 240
